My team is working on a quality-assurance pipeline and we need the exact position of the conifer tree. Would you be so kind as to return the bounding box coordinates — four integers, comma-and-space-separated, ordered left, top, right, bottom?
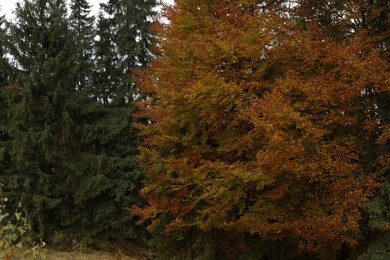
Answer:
99, 0, 156, 103
79, 0, 158, 244
93, 11, 121, 105
59, 4, 149, 240
0, 12, 12, 174
0, 12, 9, 87
0, 11, 8, 106
0, 0, 77, 237
1, 0, 156, 246
69, 0, 95, 90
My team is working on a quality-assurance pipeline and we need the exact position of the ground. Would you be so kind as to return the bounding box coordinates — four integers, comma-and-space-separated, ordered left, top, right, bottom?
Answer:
11, 243, 154, 260
44, 249, 136, 259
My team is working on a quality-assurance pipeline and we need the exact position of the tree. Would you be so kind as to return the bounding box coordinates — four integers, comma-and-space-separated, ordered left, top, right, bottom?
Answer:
98, 0, 156, 104
69, 0, 95, 90
134, 0, 389, 258
0, 0, 79, 237
292, 1, 389, 257
93, 11, 121, 105
354, 3, 389, 256
0, 0, 157, 247
0, 12, 10, 87
0, 11, 12, 177
78, 0, 158, 245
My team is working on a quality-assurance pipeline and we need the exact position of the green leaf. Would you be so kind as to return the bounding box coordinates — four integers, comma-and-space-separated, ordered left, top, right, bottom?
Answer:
15, 241, 23, 249
0, 213, 9, 222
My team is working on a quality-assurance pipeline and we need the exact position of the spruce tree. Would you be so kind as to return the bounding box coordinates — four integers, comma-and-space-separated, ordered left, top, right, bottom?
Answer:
58, 4, 149, 241
0, 0, 77, 237
99, 0, 156, 104
77, 0, 158, 245
93, 11, 121, 105
69, 0, 95, 90
0, 12, 9, 86
0, 11, 8, 110
1, 0, 156, 247
0, 12, 12, 175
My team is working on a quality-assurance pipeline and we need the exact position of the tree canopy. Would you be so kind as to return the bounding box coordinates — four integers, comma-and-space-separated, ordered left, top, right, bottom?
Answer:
0, 0, 157, 248
134, 0, 389, 258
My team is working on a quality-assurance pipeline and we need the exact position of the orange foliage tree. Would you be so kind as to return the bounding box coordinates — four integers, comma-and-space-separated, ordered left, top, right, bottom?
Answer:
134, 0, 389, 258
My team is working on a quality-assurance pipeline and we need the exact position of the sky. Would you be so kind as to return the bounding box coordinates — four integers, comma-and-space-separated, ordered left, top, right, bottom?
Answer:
0, 0, 174, 20
0, 0, 106, 19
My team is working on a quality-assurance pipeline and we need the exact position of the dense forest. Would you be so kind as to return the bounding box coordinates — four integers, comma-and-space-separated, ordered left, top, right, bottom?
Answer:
0, 0, 389, 259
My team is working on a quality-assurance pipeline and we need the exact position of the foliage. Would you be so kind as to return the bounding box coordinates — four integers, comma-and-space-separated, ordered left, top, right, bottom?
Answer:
134, 0, 389, 258
0, 0, 157, 248
357, 233, 390, 260
0, 202, 30, 258
69, 0, 95, 91
96, 0, 157, 104
0, 185, 46, 259
0, 0, 74, 237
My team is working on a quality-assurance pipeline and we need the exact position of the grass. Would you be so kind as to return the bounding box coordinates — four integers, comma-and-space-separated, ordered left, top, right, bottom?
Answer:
11, 248, 138, 260
10, 241, 155, 260
43, 249, 137, 260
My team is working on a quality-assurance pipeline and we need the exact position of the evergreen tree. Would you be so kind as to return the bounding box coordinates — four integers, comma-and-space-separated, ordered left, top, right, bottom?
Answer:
0, 12, 9, 86
99, 0, 156, 104
0, 12, 12, 175
69, 0, 95, 90
0, 11, 8, 107
0, 0, 76, 237
93, 11, 121, 105
1, 0, 156, 247
76, 0, 158, 245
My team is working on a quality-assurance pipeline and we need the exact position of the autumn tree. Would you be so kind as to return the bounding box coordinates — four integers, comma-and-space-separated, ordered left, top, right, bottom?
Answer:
134, 0, 389, 258
292, 1, 390, 256
350, 1, 390, 256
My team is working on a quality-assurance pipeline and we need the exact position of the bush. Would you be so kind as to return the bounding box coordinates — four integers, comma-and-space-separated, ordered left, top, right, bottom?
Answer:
0, 184, 46, 259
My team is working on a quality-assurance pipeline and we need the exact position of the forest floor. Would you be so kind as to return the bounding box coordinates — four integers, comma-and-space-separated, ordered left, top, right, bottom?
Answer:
12, 242, 154, 259
11, 249, 135, 260
12, 249, 148, 259
43, 249, 136, 260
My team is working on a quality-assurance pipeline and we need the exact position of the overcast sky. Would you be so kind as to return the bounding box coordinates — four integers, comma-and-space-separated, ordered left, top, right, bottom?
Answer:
1, 0, 174, 20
